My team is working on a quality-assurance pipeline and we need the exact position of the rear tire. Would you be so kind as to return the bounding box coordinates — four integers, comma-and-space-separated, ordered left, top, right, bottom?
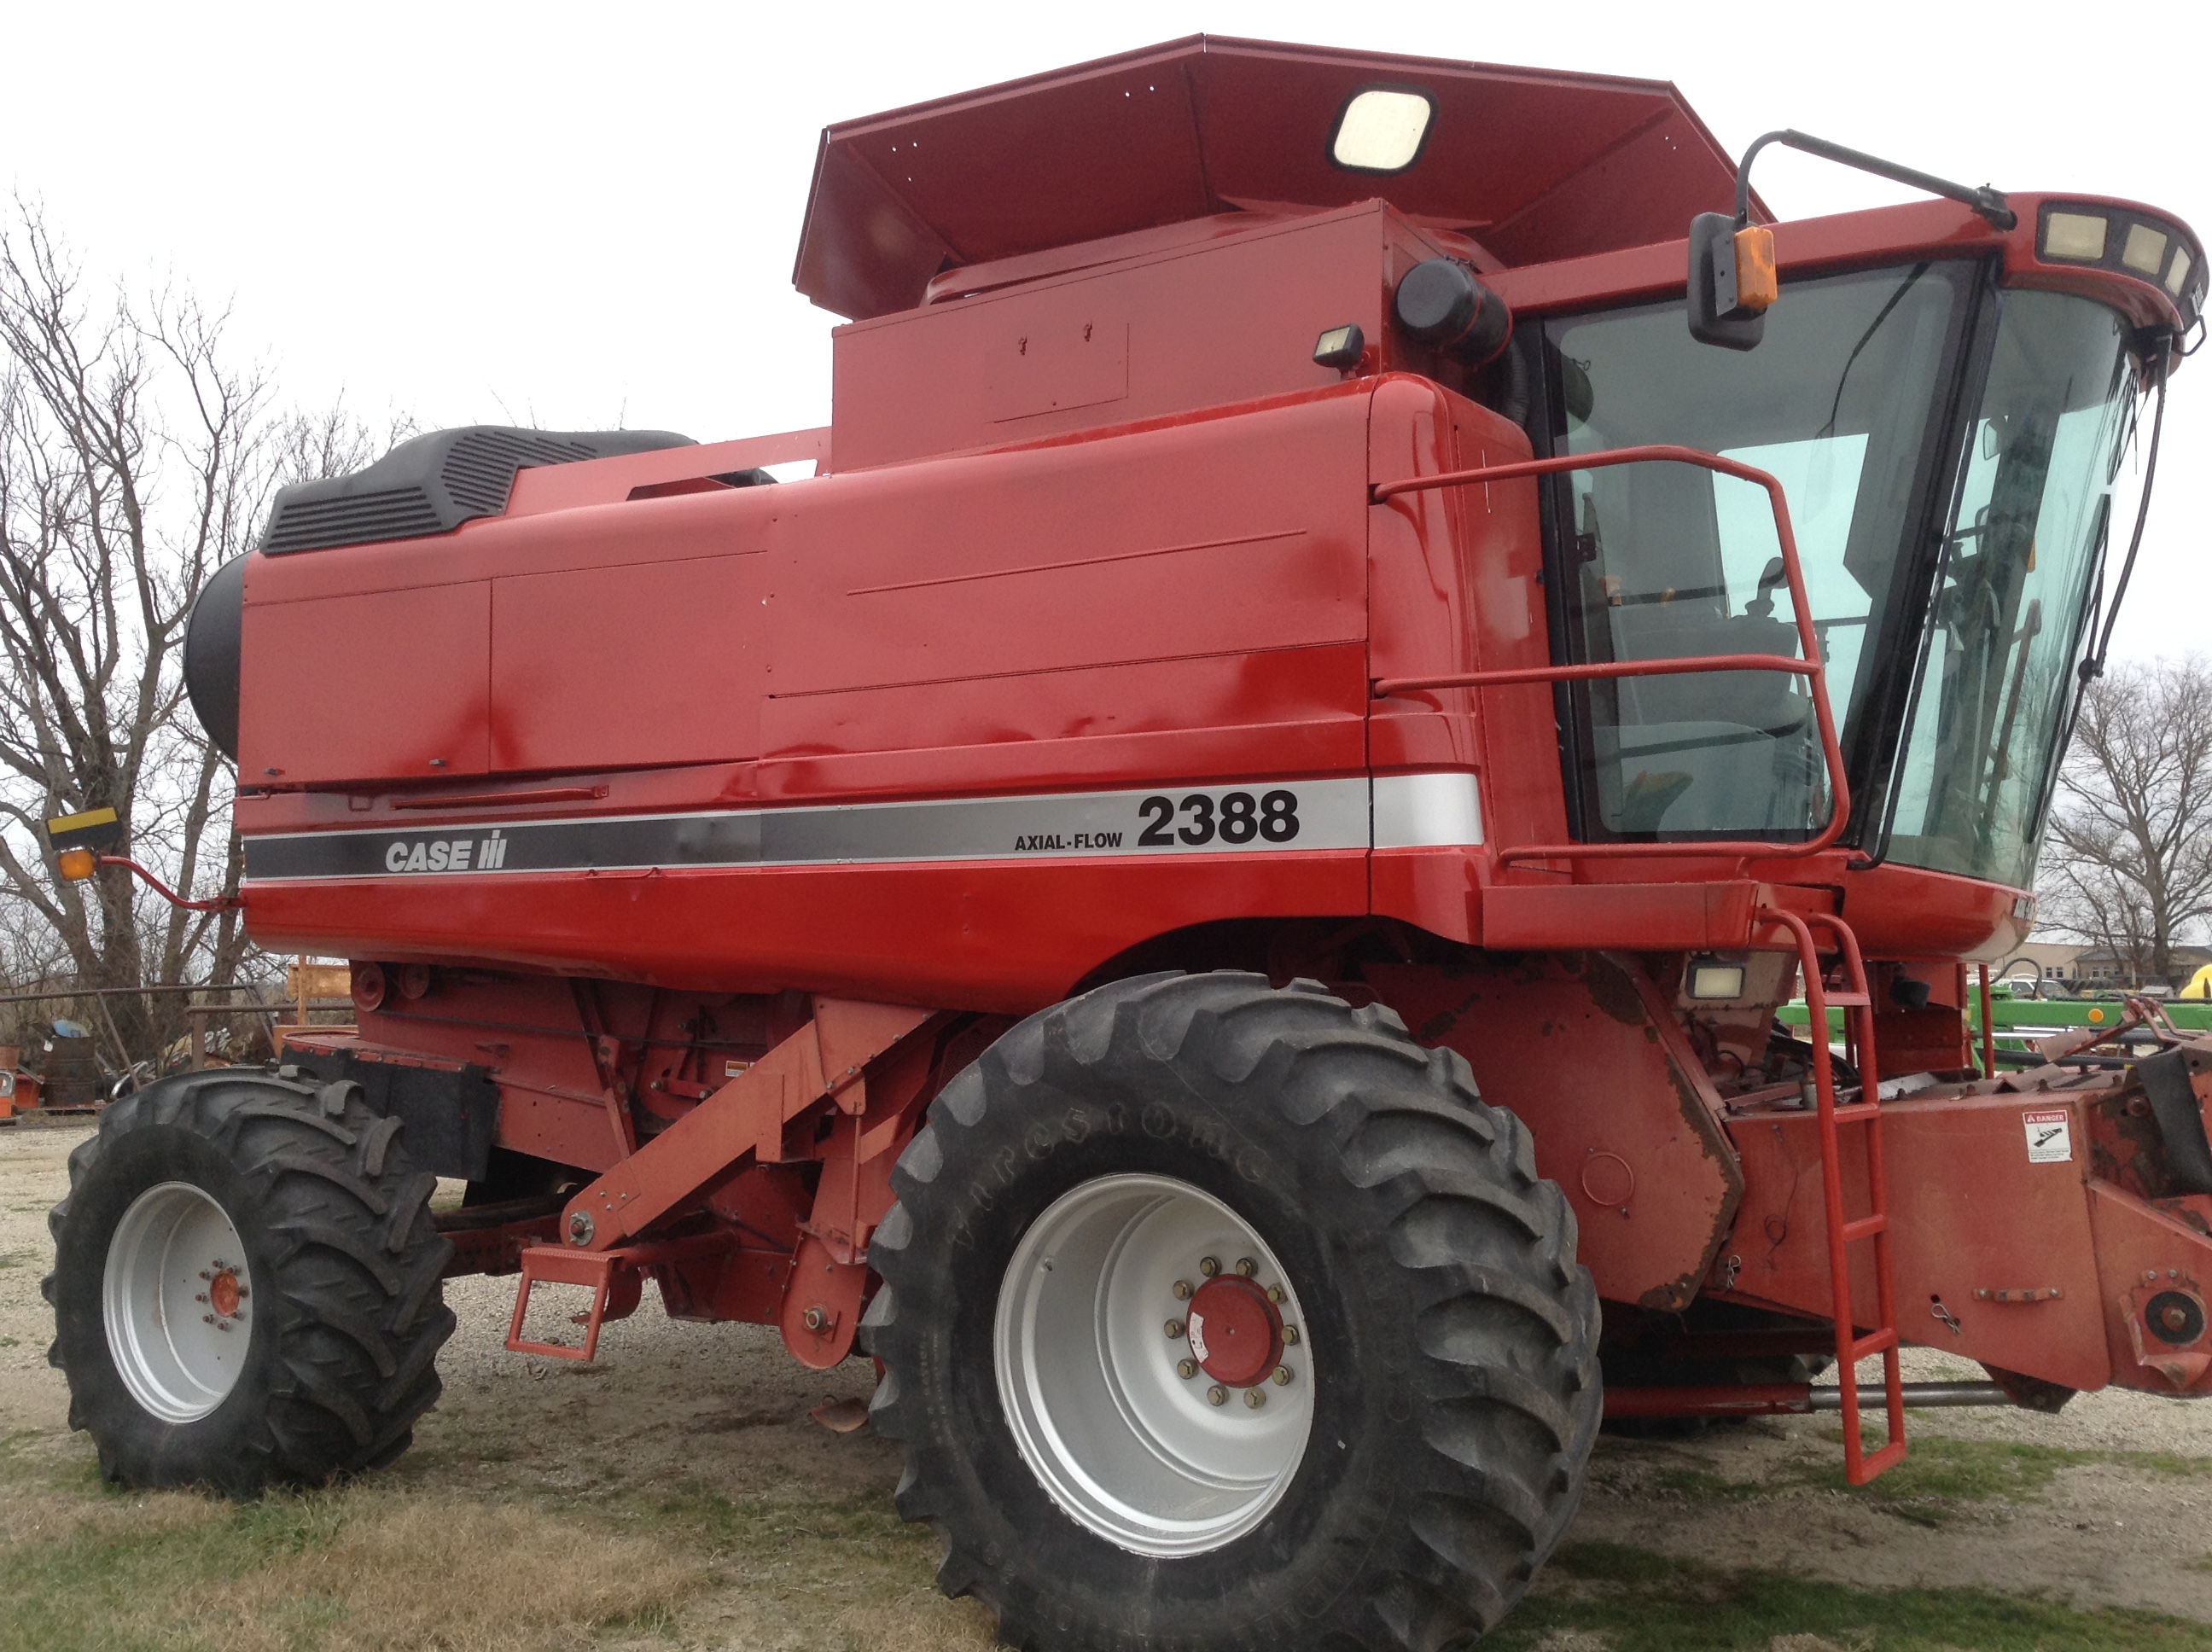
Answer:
866, 972, 1601, 1650
44, 1067, 455, 1496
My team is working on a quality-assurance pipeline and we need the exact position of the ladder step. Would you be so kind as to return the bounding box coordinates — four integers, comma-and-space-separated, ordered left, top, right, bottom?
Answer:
506, 1245, 623, 1363
1848, 1438, 1910, 1486
1763, 904, 1907, 1486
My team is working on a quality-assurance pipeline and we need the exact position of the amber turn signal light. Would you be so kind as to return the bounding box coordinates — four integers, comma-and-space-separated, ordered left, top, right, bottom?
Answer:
1732, 226, 1778, 312
55, 847, 98, 881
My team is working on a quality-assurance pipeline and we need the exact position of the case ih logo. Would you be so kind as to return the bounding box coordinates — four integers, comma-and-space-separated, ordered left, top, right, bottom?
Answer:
383, 832, 510, 874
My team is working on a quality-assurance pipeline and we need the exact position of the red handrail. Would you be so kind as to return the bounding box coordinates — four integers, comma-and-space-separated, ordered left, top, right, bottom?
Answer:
1371, 444, 1850, 866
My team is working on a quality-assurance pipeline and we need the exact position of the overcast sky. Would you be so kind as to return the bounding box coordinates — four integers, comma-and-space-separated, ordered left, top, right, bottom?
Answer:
3, 0, 2203, 661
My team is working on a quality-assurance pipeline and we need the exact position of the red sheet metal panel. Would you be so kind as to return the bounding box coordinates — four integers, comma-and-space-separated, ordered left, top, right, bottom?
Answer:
795, 36, 1750, 319
2087, 1182, 2212, 1396
490, 552, 768, 772
830, 206, 1425, 470
1726, 1090, 2116, 1392
241, 852, 1367, 1015
758, 646, 1366, 804
240, 579, 492, 785
1365, 952, 1741, 1311
1482, 881, 1760, 951
762, 387, 1371, 764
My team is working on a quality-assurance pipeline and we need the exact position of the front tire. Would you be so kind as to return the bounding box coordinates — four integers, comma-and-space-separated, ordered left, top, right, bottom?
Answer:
866, 972, 1601, 1650
45, 1067, 455, 1496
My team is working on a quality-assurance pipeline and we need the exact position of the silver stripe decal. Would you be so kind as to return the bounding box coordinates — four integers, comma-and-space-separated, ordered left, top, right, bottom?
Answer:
242, 778, 1377, 881
1373, 771, 1483, 848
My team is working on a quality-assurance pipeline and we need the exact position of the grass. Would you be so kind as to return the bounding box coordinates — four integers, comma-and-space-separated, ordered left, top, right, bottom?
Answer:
1, 1416, 2206, 1652
1488, 1540, 2212, 1651
1586, 1426, 2212, 1540
0, 1442, 705, 1652
1599, 1428, 2212, 1521
0, 1402, 993, 1652
1820, 1431, 2212, 1507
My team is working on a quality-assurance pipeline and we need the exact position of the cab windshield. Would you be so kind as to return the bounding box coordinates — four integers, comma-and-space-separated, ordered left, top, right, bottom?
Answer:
1547, 265, 1973, 840
1883, 290, 2136, 889
1541, 270, 2138, 884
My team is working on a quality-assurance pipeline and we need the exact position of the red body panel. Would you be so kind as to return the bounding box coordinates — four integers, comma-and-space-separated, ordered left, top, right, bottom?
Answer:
1725, 1081, 2212, 1398
793, 36, 1755, 322
251, 856, 1366, 1013
833, 205, 1448, 470
244, 581, 493, 783
1365, 956, 1742, 1312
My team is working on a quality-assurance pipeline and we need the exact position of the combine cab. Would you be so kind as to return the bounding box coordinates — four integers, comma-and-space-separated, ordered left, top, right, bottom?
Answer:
45, 36, 2209, 1649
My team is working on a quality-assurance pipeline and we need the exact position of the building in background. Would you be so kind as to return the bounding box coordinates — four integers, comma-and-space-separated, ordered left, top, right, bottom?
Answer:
2001, 939, 2212, 992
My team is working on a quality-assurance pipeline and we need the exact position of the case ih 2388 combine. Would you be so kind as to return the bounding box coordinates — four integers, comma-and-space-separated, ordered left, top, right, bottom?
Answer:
42, 36, 2211, 1650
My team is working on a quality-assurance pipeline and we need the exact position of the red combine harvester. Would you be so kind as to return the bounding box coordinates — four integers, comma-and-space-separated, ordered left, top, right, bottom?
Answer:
44, 36, 2208, 1649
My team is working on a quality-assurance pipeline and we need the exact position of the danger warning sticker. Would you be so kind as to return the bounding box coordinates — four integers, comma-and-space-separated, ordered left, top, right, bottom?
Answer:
2023, 1108, 2073, 1164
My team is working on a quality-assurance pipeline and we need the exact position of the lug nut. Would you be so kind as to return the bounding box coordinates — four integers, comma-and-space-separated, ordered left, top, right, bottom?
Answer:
1178, 1358, 1199, 1379
1266, 1285, 1284, 1303
1173, 1280, 1194, 1300
1208, 1385, 1228, 1406
1272, 1364, 1294, 1386
1236, 1257, 1257, 1277
1283, 1324, 1301, 1346
1244, 1387, 1267, 1408
1165, 1318, 1186, 1340
1199, 1257, 1220, 1277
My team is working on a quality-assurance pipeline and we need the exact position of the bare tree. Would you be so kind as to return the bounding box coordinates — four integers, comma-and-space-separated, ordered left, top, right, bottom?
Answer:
2037, 656, 2212, 986
0, 203, 390, 1061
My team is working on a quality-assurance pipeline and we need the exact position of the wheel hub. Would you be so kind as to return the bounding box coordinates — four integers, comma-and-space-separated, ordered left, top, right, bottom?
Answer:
1186, 1273, 1282, 1387
995, 1173, 1316, 1556
205, 1265, 245, 1321
102, 1182, 254, 1423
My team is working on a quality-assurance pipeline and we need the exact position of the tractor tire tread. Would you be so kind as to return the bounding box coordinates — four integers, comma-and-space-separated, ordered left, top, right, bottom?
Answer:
46, 1067, 455, 1495
867, 970, 1600, 1652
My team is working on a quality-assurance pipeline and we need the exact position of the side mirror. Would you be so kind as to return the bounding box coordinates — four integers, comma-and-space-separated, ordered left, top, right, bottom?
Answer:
1688, 213, 1776, 351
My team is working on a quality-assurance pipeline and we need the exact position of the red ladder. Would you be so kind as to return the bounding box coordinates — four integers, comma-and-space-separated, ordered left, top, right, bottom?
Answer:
1764, 907, 1906, 1484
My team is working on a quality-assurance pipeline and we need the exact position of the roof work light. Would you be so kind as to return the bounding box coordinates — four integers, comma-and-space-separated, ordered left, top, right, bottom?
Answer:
1328, 85, 1435, 173
2036, 203, 2205, 328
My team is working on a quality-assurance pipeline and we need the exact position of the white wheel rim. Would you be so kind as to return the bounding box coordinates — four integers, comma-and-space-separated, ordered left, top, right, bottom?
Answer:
994, 1173, 1315, 1556
102, 1181, 254, 1422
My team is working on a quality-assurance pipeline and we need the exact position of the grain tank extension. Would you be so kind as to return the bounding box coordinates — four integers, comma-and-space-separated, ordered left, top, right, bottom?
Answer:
46, 36, 2211, 1651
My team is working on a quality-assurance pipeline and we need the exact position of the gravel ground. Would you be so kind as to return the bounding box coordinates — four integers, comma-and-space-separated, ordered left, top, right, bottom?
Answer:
1570, 1344, 2212, 1622
8, 1115, 2212, 1643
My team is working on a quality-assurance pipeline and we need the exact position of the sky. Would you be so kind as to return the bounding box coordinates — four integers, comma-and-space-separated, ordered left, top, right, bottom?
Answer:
3, 0, 2204, 661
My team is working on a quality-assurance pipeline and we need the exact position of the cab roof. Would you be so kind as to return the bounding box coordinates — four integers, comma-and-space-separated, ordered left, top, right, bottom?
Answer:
795, 34, 1762, 321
